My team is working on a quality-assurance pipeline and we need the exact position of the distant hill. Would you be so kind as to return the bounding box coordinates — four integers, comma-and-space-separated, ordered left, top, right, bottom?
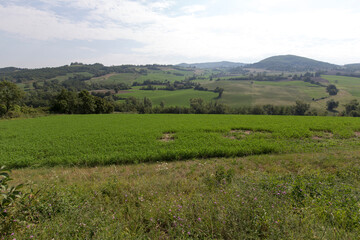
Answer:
177, 61, 245, 69
0, 67, 23, 74
246, 55, 339, 72
344, 63, 360, 70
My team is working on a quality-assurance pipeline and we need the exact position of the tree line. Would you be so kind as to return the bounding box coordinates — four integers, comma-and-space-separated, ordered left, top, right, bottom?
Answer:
1, 80, 360, 118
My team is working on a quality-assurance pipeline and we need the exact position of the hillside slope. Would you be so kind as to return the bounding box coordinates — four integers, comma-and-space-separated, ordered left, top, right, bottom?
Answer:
247, 55, 338, 71
178, 61, 245, 69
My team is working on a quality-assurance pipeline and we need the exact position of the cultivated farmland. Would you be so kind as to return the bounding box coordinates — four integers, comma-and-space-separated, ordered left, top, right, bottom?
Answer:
1, 114, 359, 168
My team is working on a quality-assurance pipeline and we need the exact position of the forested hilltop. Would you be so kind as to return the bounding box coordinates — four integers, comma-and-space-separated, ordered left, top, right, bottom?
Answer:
1, 55, 360, 118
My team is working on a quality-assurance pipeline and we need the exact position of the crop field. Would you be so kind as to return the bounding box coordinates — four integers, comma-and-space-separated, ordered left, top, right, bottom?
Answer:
116, 86, 218, 106
1, 114, 359, 168
2, 114, 360, 239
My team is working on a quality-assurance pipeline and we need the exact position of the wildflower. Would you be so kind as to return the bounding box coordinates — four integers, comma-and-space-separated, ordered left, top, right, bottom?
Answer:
11, 233, 15, 236
30, 236, 34, 239
197, 218, 201, 222
254, 197, 257, 201
187, 232, 191, 235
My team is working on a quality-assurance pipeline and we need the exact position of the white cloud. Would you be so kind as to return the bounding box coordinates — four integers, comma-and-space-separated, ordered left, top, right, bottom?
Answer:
1, 0, 360, 65
181, 5, 206, 14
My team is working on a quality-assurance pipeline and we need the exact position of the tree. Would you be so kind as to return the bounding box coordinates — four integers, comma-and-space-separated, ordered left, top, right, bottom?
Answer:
214, 87, 224, 99
160, 101, 165, 109
294, 100, 310, 115
344, 99, 360, 116
0, 81, 25, 115
190, 98, 206, 114
51, 89, 78, 114
78, 90, 96, 114
326, 84, 339, 96
326, 99, 339, 111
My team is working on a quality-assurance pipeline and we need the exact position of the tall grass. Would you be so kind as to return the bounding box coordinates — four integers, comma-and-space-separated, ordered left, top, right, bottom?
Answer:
6, 150, 360, 239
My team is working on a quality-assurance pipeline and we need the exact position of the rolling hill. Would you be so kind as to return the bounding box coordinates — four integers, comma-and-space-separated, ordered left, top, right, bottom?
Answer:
177, 61, 245, 69
246, 55, 339, 72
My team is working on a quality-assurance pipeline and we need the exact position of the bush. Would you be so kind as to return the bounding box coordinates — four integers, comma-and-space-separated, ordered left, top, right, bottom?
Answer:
0, 166, 27, 237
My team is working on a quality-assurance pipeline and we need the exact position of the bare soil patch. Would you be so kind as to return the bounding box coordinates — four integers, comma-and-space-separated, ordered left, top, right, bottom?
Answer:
90, 89, 116, 94
117, 90, 133, 94
311, 131, 333, 140
225, 129, 253, 140
313, 77, 329, 84
230, 130, 252, 135
355, 132, 360, 137
160, 133, 175, 142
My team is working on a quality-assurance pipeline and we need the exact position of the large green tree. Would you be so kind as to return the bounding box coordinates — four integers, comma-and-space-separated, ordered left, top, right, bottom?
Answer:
294, 100, 310, 115
0, 81, 25, 115
326, 84, 339, 96
326, 99, 339, 111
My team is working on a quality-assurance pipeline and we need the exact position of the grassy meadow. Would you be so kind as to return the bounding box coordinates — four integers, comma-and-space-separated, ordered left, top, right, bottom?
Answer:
5, 150, 360, 239
87, 68, 197, 86
200, 80, 328, 107
323, 75, 360, 97
116, 87, 218, 106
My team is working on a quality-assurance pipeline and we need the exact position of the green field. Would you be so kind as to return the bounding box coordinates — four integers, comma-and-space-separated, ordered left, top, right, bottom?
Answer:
2, 114, 360, 239
200, 80, 328, 107
87, 68, 196, 86
116, 87, 218, 106
322, 75, 360, 97
1, 114, 359, 168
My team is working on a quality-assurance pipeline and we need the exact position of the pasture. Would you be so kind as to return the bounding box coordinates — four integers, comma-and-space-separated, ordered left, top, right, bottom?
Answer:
322, 75, 360, 97
87, 68, 195, 86
200, 80, 328, 107
116, 87, 218, 106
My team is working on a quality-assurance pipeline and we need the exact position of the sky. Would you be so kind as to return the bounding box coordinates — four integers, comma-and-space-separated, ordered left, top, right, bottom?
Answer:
1, 0, 360, 68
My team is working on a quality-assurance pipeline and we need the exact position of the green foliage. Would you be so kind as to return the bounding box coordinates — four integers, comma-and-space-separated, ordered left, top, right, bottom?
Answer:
294, 100, 310, 115
326, 84, 339, 96
344, 99, 360, 117
326, 99, 339, 111
51, 89, 114, 114
0, 166, 27, 237
0, 80, 25, 115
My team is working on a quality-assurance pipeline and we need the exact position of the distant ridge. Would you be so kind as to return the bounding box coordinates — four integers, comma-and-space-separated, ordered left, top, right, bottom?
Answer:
177, 61, 245, 69
344, 63, 360, 70
0, 67, 23, 74
246, 55, 339, 71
